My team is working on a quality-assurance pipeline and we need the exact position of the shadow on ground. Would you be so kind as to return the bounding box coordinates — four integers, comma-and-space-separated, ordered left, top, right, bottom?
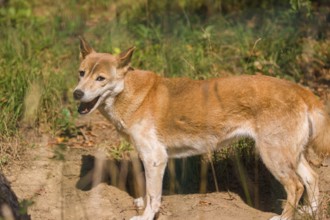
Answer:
75, 151, 285, 215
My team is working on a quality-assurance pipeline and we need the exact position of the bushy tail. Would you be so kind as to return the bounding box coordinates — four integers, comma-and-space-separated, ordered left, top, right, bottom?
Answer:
309, 109, 330, 157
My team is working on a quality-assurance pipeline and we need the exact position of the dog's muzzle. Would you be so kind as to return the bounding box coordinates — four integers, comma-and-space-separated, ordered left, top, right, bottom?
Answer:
73, 89, 102, 115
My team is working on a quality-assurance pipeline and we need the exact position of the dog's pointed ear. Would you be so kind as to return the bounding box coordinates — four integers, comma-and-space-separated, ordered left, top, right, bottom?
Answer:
79, 36, 94, 59
117, 47, 135, 69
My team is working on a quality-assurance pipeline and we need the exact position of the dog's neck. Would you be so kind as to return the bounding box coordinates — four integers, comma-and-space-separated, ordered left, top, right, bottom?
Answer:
98, 70, 157, 133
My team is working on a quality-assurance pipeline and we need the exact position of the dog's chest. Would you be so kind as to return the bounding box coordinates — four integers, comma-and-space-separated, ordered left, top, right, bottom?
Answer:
98, 104, 127, 134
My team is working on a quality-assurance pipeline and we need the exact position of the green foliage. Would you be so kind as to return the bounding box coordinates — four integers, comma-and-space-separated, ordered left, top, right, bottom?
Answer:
290, 0, 312, 16
0, 0, 328, 137
19, 199, 34, 216
56, 108, 79, 137
0, 0, 32, 23
107, 140, 133, 160
0, 0, 79, 136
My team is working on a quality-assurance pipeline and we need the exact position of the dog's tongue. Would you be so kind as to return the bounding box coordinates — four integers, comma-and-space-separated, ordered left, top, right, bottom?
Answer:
78, 97, 99, 114
78, 102, 91, 114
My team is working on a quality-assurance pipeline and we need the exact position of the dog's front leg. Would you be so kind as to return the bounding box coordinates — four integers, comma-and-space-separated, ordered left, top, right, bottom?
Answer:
130, 146, 168, 220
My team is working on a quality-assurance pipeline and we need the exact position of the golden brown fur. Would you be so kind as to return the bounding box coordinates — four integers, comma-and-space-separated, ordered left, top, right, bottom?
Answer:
73, 38, 330, 220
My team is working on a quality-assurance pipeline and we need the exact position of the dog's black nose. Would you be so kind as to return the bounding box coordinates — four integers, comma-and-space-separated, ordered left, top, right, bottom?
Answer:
73, 89, 84, 100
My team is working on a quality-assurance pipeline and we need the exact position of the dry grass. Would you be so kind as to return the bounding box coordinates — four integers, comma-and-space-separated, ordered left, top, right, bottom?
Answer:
0, 137, 21, 168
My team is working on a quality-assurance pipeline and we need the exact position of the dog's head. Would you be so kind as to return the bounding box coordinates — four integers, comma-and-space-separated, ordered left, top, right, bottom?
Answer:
73, 37, 135, 115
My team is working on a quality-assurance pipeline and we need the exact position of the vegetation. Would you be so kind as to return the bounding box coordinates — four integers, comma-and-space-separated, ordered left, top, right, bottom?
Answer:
0, 0, 328, 138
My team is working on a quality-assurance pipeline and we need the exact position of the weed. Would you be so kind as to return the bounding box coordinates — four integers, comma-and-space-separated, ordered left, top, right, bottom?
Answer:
19, 199, 34, 217
52, 144, 67, 161
107, 140, 133, 160
0, 155, 8, 167
55, 107, 79, 138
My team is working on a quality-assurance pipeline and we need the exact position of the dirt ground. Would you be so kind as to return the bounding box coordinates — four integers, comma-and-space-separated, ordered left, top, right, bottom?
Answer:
3, 111, 330, 220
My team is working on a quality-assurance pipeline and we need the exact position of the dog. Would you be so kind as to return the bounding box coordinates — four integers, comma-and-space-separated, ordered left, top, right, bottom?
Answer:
73, 37, 330, 220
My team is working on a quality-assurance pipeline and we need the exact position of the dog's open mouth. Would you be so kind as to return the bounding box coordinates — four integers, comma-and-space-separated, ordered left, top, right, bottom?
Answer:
78, 96, 100, 114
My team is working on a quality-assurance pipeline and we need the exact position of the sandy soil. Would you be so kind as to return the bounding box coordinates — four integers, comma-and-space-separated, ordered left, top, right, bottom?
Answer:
3, 111, 330, 220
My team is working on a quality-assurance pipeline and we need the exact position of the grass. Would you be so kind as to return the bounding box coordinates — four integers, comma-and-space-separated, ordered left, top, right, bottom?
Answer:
0, 0, 328, 138
106, 140, 133, 160
0, 0, 77, 136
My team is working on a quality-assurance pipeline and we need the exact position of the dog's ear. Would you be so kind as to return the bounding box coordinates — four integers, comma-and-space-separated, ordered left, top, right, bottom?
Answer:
117, 47, 135, 69
79, 36, 94, 59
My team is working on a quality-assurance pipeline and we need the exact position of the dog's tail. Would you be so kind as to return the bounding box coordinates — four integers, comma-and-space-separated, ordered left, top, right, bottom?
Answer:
309, 106, 330, 157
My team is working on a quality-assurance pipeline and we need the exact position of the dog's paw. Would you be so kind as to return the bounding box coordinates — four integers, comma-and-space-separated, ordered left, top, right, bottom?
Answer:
130, 216, 145, 220
133, 197, 144, 210
269, 215, 289, 220
298, 205, 317, 216
130, 213, 155, 220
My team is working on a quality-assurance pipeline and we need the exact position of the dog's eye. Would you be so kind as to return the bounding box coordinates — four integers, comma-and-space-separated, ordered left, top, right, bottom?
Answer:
96, 76, 105, 81
79, 71, 85, 77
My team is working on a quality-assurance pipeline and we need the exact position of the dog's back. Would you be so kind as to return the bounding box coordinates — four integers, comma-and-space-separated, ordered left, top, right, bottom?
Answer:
134, 74, 327, 155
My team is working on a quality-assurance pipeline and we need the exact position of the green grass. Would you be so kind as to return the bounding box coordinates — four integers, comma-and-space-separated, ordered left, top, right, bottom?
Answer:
0, 0, 328, 137
0, 0, 77, 136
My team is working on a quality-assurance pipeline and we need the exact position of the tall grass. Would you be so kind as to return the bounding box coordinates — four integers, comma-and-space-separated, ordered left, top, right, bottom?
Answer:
0, 0, 328, 137
0, 0, 79, 135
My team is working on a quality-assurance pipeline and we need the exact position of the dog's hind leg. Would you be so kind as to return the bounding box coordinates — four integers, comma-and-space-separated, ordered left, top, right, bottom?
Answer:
257, 141, 304, 220
296, 155, 319, 215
